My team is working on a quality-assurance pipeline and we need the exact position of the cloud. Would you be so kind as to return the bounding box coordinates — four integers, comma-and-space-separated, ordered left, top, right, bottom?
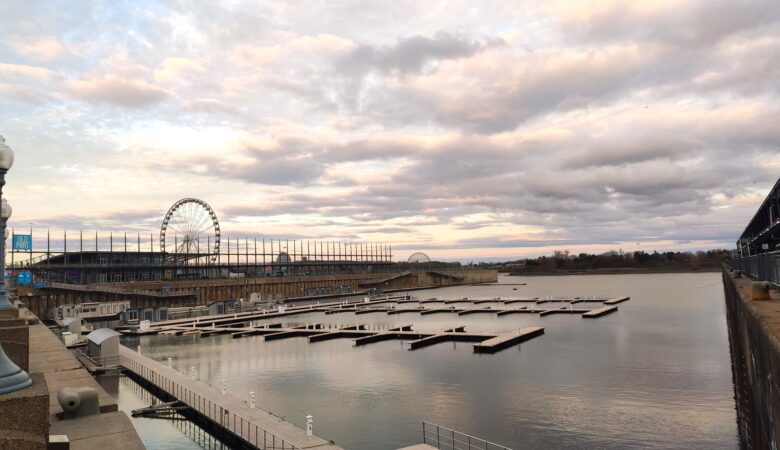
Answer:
340, 31, 504, 75
66, 76, 168, 108
0, 1, 778, 258
10, 36, 64, 61
0, 63, 54, 80
183, 98, 240, 115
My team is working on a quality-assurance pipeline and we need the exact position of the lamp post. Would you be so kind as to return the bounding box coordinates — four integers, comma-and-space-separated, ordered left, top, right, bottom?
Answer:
0, 136, 14, 310
0, 135, 31, 394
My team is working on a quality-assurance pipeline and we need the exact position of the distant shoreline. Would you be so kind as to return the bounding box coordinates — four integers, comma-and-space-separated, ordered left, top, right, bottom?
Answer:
500, 267, 722, 276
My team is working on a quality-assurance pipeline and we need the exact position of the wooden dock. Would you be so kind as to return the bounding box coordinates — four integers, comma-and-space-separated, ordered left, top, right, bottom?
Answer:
140, 293, 628, 337
473, 327, 545, 354
119, 346, 343, 450
604, 296, 630, 305
582, 305, 619, 318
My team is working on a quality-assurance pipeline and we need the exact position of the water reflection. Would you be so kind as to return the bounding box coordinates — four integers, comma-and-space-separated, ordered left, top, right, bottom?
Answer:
123, 273, 738, 450
102, 373, 230, 450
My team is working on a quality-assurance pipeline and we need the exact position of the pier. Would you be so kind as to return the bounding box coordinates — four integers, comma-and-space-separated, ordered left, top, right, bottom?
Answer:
135, 294, 630, 335
120, 346, 343, 450
147, 321, 546, 354
582, 305, 619, 318
473, 327, 545, 354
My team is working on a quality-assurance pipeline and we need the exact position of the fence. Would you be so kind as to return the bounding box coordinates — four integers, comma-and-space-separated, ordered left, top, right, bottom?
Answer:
77, 348, 119, 369
119, 353, 302, 450
728, 251, 780, 287
422, 421, 511, 450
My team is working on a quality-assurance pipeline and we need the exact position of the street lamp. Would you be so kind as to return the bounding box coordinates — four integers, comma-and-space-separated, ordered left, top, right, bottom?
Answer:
0, 136, 13, 310
0, 135, 30, 394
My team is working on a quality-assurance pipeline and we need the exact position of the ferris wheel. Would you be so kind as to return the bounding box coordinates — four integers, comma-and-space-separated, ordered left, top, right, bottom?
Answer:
160, 198, 220, 260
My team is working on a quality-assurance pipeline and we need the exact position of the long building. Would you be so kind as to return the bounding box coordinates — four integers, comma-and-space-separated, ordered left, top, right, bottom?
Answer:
736, 177, 780, 256
8, 234, 393, 284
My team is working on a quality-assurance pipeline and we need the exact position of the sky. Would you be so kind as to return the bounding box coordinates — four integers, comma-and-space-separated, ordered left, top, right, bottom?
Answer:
0, 0, 778, 262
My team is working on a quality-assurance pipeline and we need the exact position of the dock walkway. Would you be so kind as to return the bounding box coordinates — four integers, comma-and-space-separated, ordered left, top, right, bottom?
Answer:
119, 346, 343, 450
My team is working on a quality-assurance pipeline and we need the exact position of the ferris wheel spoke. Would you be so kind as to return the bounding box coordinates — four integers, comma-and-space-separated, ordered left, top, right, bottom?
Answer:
193, 213, 211, 234
196, 223, 215, 236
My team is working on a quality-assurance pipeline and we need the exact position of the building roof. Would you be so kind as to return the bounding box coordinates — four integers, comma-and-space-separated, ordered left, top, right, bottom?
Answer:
86, 328, 120, 345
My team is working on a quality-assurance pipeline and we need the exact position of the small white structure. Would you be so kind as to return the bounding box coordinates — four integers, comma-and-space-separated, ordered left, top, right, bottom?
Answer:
62, 331, 78, 347
85, 328, 121, 367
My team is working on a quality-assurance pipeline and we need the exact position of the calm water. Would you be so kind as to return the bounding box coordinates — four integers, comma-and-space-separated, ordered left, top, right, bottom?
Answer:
121, 273, 738, 449
105, 374, 229, 450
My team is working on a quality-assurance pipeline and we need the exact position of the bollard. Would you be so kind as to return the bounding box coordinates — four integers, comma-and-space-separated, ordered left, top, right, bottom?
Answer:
137, 345, 141, 354
221, 379, 227, 395
250, 391, 256, 409
168, 357, 172, 368
190, 367, 197, 381
306, 415, 313, 436
752, 281, 771, 300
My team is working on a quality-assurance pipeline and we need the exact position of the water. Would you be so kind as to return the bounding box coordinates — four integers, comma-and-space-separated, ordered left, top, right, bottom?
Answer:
104, 374, 230, 450
121, 273, 738, 449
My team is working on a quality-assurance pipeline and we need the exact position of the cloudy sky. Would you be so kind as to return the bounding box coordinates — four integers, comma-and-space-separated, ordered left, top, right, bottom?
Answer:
0, 0, 778, 261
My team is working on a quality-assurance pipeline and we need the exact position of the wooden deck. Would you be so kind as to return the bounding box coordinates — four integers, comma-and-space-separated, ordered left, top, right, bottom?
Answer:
582, 305, 619, 318
473, 327, 545, 354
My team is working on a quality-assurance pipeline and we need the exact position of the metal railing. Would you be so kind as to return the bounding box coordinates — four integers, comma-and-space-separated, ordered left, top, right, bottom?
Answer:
422, 421, 511, 450
48, 282, 196, 297
728, 251, 780, 287
119, 353, 302, 450
77, 349, 119, 368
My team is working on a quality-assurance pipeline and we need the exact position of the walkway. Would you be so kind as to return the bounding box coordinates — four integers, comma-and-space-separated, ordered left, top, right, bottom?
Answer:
119, 345, 343, 450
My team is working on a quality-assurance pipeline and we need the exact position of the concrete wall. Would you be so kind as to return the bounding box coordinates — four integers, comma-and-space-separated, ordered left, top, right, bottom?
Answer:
722, 268, 780, 449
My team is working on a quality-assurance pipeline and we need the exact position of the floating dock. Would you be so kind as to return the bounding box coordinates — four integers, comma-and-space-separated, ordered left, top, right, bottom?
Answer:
473, 327, 545, 354
136, 294, 628, 336
582, 305, 619, 318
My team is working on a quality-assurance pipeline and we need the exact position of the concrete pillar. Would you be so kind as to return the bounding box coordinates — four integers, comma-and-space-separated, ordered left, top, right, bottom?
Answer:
167, 357, 172, 368
249, 391, 255, 409
306, 415, 313, 436
0, 373, 48, 448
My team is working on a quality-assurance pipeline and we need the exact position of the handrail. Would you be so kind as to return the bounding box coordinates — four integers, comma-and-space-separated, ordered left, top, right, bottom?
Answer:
422, 421, 511, 450
77, 348, 119, 368
119, 353, 303, 450
46, 282, 196, 297
727, 251, 780, 287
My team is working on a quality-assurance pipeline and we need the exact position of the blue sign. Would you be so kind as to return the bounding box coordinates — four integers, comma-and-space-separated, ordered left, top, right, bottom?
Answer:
17, 271, 31, 285
12, 234, 31, 251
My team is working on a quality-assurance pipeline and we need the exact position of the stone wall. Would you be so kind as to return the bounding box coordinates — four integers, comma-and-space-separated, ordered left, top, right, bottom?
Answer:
722, 268, 780, 449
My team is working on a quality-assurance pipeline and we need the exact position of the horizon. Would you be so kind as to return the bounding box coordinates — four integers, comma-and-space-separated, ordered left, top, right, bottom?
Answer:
1, 1, 778, 261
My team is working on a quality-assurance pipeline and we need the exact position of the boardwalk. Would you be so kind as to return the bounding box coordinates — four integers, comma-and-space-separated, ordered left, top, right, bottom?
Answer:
119, 346, 343, 450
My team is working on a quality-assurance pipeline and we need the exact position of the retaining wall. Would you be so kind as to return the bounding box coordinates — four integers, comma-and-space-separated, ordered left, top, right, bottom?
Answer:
722, 267, 780, 449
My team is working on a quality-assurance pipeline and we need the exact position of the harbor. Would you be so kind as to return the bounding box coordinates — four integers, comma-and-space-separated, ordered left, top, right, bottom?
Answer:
121, 273, 736, 449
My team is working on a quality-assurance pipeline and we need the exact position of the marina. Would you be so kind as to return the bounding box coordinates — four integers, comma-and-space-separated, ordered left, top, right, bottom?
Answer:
121, 273, 736, 450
